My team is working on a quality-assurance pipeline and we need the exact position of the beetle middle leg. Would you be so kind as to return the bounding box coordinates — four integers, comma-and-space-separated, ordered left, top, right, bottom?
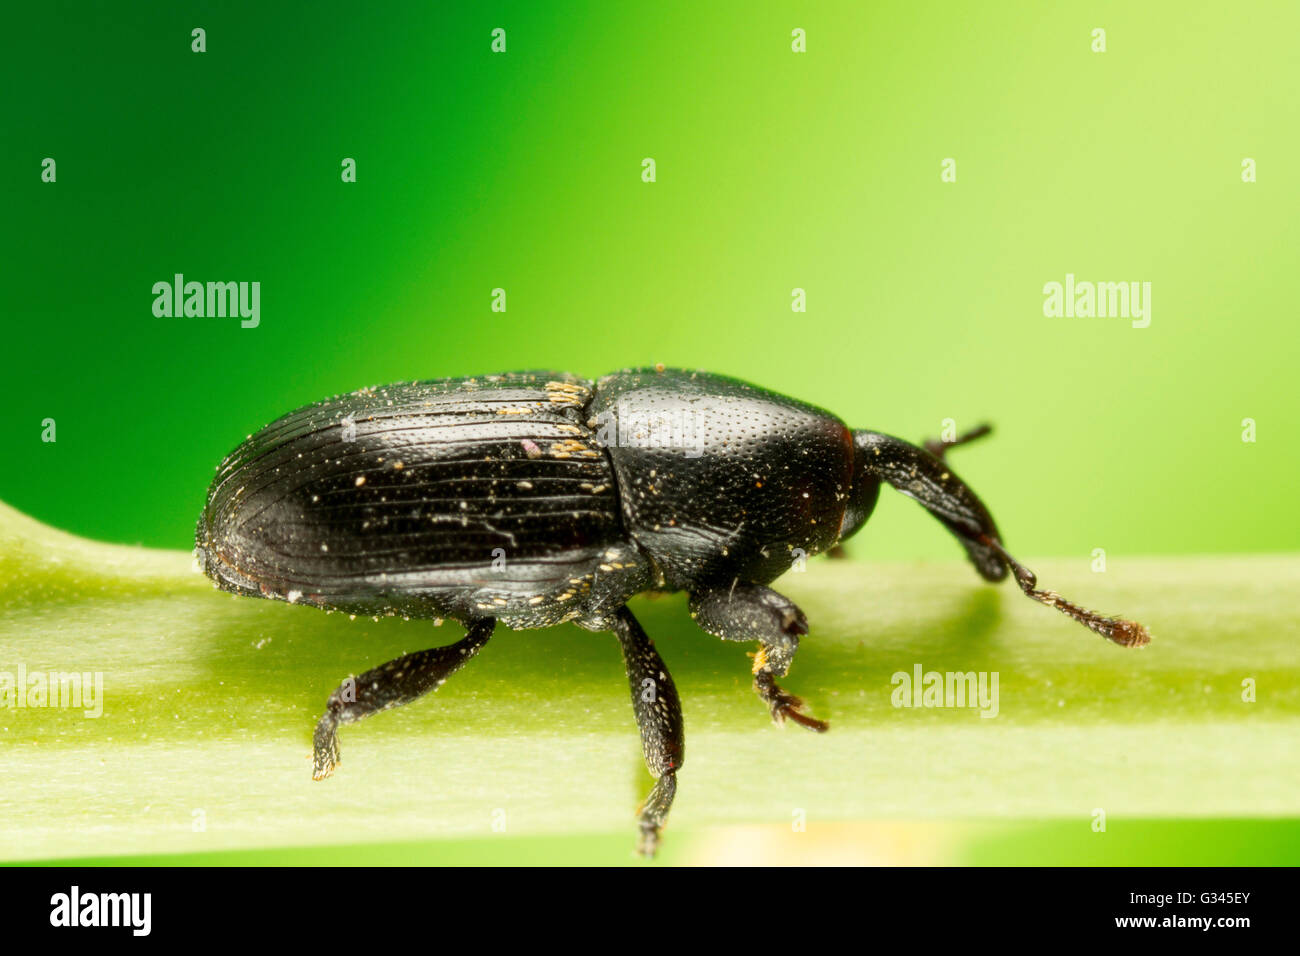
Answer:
610, 606, 684, 857
689, 584, 829, 733
311, 616, 495, 780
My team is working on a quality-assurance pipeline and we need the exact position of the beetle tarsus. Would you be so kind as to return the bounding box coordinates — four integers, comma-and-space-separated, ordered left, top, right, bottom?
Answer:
755, 670, 830, 732
636, 772, 677, 857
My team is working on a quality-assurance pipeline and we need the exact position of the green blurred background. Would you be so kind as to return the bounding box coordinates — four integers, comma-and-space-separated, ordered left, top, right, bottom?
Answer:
2, 2, 1298, 868
4, 0, 1296, 560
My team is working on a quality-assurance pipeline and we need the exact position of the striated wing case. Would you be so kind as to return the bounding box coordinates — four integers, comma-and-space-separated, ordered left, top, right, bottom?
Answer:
196, 372, 629, 620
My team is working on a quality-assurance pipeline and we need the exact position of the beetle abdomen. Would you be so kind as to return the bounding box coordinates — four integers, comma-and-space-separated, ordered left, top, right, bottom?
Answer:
196, 372, 645, 623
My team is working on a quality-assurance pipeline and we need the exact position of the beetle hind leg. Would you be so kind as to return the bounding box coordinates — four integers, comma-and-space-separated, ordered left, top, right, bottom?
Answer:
311, 616, 495, 780
610, 606, 684, 857
689, 584, 829, 733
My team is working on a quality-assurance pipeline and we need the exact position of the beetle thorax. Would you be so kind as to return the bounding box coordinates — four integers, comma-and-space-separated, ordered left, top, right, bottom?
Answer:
591, 369, 857, 590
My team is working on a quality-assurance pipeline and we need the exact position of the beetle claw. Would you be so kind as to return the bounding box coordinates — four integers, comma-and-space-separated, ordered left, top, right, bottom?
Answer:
773, 697, 830, 733
756, 672, 829, 732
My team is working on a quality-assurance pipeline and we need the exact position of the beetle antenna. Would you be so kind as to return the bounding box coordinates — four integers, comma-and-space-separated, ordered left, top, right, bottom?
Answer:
924, 423, 992, 459
980, 536, 1151, 648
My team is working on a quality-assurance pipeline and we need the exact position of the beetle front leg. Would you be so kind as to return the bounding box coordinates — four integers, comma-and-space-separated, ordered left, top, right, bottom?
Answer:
610, 606, 684, 858
312, 616, 495, 780
689, 584, 829, 733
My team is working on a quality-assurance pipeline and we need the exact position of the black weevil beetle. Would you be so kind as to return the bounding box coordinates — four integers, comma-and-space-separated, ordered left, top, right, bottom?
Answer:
196, 367, 1150, 855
